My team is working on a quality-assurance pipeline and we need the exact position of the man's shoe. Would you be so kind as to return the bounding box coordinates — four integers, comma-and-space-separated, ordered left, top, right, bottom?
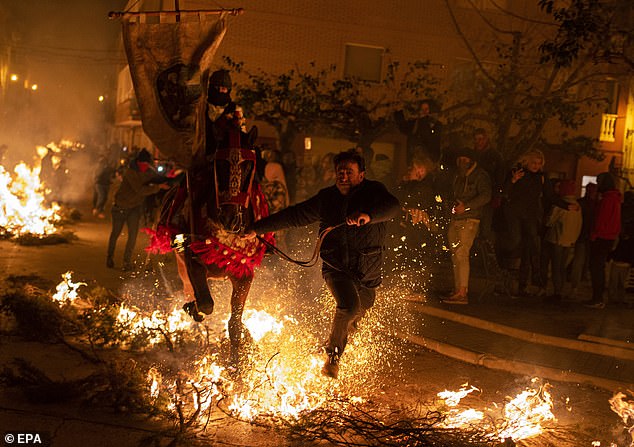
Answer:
321, 351, 340, 379
442, 297, 468, 305
106, 257, 114, 268
442, 293, 468, 305
122, 262, 133, 272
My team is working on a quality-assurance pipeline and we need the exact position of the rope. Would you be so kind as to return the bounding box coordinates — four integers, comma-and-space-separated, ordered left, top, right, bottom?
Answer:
167, 223, 344, 269
256, 223, 345, 268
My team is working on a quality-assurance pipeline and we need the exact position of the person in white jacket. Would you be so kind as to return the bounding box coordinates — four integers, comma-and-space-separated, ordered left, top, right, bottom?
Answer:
543, 179, 582, 303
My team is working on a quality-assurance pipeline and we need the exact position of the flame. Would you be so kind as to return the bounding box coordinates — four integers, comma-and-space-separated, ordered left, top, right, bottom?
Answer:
114, 302, 197, 346
147, 367, 162, 400
436, 380, 556, 442
0, 162, 61, 237
438, 383, 480, 406
52, 271, 86, 304
609, 391, 634, 446
48, 274, 579, 442
495, 383, 556, 440
241, 309, 285, 342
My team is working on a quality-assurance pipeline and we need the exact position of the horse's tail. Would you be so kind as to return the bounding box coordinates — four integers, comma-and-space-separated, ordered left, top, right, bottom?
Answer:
143, 182, 187, 255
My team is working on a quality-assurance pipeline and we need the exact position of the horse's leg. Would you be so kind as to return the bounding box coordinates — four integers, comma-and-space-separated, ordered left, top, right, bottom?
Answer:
174, 252, 195, 300
228, 274, 253, 363
175, 252, 205, 322
179, 249, 214, 321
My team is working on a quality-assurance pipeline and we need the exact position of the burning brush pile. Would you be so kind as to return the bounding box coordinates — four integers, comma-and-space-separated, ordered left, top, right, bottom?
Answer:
0, 270, 632, 446
0, 143, 79, 245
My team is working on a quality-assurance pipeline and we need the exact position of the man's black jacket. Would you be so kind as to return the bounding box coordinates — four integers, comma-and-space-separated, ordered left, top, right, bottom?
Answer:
253, 179, 400, 288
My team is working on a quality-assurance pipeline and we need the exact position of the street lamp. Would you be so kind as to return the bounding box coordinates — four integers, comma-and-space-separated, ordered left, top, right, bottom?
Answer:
31, 84, 38, 91
10, 74, 18, 82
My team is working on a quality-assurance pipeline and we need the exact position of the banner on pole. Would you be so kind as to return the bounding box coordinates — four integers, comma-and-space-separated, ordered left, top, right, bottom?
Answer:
121, 12, 227, 167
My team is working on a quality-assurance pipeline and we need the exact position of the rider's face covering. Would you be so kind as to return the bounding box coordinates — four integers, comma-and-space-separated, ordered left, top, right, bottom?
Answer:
208, 85, 231, 107
335, 161, 365, 196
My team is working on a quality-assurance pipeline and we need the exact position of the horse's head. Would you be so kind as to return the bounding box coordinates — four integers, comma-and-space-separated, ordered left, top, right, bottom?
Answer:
213, 125, 259, 234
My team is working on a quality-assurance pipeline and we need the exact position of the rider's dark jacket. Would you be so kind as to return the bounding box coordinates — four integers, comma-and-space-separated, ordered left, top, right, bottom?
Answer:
252, 179, 400, 288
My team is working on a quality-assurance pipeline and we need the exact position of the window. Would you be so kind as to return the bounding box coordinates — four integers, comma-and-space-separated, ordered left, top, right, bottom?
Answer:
606, 79, 619, 115
581, 175, 597, 197
344, 44, 384, 82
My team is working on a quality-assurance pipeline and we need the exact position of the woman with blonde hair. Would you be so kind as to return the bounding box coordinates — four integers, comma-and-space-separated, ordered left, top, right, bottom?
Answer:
501, 148, 577, 296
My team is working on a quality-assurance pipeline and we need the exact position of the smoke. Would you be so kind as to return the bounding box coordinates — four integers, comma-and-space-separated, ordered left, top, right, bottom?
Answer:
0, 0, 127, 163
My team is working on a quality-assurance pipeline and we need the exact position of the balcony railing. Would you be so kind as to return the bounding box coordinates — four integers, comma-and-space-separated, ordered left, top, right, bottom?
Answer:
599, 113, 618, 142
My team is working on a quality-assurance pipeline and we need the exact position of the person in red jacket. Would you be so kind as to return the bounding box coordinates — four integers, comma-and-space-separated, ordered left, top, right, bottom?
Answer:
585, 172, 622, 308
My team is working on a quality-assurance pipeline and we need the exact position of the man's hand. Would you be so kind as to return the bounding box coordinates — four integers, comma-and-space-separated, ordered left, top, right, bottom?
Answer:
408, 208, 430, 227
346, 212, 371, 226
452, 200, 466, 215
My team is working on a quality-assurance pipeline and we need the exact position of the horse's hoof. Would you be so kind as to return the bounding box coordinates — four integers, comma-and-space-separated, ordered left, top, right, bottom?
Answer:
183, 301, 205, 322
197, 300, 214, 315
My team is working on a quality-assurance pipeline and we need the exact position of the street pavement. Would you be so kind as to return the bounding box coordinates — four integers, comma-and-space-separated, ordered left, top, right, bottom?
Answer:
1, 210, 633, 445
1, 212, 631, 394
0, 211, 288, 446
403, 296, 634, 391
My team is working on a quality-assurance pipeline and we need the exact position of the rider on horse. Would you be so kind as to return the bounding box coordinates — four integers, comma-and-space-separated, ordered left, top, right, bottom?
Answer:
146, 70, 273, 323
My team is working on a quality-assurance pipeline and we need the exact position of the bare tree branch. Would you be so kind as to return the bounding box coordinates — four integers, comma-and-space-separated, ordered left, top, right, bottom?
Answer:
489, 0, 556, 26
443, 0, 496, 85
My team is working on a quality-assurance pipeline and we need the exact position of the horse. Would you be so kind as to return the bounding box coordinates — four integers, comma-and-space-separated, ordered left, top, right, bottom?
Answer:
145, 114, 274, 362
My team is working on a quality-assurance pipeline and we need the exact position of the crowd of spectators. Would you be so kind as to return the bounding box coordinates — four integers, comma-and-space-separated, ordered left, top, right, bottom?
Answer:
86, 110, 632, 309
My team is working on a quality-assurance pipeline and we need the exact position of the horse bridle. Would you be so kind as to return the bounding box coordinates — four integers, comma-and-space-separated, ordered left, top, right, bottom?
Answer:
213, 145, 256, 234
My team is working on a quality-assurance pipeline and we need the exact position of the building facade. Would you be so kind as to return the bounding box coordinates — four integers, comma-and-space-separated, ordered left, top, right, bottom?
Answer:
113, 0, 634, 189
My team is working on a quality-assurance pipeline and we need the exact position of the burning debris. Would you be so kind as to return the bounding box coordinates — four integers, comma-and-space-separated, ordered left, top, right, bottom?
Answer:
0, 271, 631, 446
609, 391, 634, 447
0, 162, 62, 239
435, 379, 557, 443
0, 142, 82, 244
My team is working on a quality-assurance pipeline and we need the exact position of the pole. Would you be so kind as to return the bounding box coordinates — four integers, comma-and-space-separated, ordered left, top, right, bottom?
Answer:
108, 9, 243, 19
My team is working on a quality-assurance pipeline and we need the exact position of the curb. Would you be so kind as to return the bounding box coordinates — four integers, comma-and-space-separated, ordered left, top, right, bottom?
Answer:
578, 333, 634, 351
398, 331, 633, 392
405, 299, 634, 361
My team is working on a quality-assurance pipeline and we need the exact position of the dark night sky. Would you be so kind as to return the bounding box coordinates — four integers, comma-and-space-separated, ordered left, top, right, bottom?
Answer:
1, 0, 128, 155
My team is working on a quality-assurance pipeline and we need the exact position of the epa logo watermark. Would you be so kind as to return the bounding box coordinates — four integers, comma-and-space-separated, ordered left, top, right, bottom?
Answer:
3, 433, 48, 446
